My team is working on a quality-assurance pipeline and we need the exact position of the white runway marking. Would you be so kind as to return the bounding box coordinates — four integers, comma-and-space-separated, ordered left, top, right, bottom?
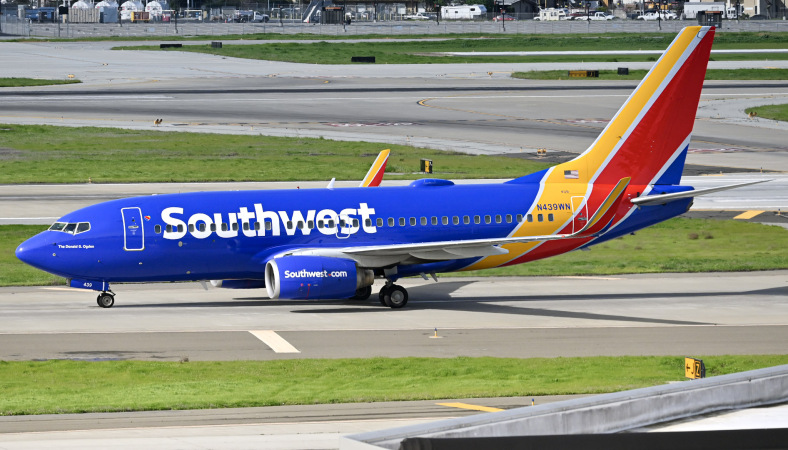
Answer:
249, 330, 300, 353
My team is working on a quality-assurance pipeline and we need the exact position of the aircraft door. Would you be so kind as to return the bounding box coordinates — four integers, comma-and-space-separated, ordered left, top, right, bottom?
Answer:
571, 196, 588, 233
121, 207, 145, 251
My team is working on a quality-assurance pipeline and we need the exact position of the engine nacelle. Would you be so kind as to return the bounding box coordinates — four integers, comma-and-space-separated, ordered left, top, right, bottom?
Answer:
210, 279, 267, 289
265, 256, 373, 300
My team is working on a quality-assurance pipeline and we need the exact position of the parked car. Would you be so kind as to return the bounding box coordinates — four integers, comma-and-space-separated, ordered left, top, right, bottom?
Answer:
493, 14, 517, 21
403, 12, 431, 20
749, 14, 768, 20
566, 12, 586, 20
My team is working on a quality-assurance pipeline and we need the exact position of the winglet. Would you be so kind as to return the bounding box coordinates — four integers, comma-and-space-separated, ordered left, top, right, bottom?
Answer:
575, 178, 631, 237
360, 149, 390, 187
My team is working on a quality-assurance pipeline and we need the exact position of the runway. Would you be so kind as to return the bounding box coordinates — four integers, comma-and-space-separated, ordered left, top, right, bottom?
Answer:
2, 36, 788, 449
1, 272, 786, 361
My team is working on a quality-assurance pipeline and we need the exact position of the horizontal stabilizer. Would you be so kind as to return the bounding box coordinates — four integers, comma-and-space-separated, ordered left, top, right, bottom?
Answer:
631, 180, 770, 206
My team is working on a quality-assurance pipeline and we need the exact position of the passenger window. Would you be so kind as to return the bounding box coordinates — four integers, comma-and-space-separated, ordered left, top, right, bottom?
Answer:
308, 220, 314, 229
326, 220, 334, 228
431, 217, 438, 225
464, 216, 470, 224
255, 222, 261, 231
442, 216, 449, 225
166, 225, 173, 233
495, 215, 502, 223
376, 218, 383, 227
297, 221, 304, 229
211, 224, 217, 232
484, 215, 491, 224
421, 217, 427, 226
189, 224, 195, 233
221, 223, 228, 232
339, 220, 346, 228
200, 223, 207, 232
76, 222, 90, 234
548, 214, 554, 222
538, 214, 544, 222
287, 221, 293, 229
317, 220, 324, 229
155, 225, 162, 234
232, 223, 239, 231
474, 215, 481, 224
453, 216, 459, 225
177, 224, 184, 233
506, 214, 512, 223
399, 218, 406, 226
388, 218, 395, 227
353, 219, 359, 228
516, 214, 523, 223
410, 217, 416, 226
527, 214, 533, 223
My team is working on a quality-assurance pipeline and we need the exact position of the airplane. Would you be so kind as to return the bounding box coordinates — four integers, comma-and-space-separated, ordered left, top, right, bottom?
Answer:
15, 26, 764, 309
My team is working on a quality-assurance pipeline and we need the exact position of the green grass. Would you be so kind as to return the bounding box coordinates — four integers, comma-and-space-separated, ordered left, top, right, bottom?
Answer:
5, 218, 788, 287
0, 225, 62, 287
1, 355, 786, 415
512, 68, 788, 80
0, 124, 550, 184
114, 32, 788, 65
746, 103, 788, 121
460, 217, 788, 277
0, 78, 81, 88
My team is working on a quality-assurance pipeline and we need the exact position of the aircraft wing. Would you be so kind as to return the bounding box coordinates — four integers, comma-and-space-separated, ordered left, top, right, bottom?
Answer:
284, 178, 630, 267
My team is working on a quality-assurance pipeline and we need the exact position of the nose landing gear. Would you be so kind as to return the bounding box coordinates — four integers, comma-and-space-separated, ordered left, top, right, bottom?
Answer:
97, 291, 115, 308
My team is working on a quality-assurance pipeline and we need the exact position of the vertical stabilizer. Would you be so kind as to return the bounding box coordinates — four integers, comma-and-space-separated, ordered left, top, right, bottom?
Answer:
554, 26, 715, 188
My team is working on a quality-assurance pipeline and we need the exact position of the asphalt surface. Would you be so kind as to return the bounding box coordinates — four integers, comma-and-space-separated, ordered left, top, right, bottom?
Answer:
1, 34, 787, 450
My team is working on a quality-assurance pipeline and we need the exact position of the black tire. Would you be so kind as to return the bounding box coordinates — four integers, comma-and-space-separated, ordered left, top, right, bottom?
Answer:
384, 285, 408, 309
349, 285, 372, 301
378, 285, 391, 306
97, 293, 114, 308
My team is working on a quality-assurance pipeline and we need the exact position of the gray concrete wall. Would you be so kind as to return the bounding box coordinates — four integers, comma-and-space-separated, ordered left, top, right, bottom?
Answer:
341, 364, 788, 450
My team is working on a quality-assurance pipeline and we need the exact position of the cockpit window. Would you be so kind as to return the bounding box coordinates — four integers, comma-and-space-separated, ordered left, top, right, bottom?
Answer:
49, 222, 67, 232
49, 221, 91, 235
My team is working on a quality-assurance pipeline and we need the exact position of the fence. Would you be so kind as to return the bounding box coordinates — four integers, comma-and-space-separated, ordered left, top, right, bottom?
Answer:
4, 15, 788, 38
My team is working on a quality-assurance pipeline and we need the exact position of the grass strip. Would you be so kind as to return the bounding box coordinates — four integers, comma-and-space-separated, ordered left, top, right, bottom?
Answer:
0, 78, 81, 88
0, 124, 550, 184
114, 31, 788, 65
512, 68, 788, 80
2, 355, 787, 416
460, 217, 788, 277
746, 103, 788, 121
4, 218, 788, 287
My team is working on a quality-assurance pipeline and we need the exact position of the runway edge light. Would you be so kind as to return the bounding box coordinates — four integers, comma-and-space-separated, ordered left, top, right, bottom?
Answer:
685, 357, 706, 379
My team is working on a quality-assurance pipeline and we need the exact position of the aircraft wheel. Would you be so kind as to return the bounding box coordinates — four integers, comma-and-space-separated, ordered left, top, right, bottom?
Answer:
378, 285, 392, 306
383, 285, 408, 309
349, 285, 372, 301
97, 293, 115, 308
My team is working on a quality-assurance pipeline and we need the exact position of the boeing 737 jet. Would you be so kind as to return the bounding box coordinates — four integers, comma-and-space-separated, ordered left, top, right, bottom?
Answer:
16, 26, 761, 309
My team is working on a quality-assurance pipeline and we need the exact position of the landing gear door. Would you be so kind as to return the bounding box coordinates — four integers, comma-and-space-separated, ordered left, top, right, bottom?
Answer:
571, 196, 588, 234
121, 207, 145, 251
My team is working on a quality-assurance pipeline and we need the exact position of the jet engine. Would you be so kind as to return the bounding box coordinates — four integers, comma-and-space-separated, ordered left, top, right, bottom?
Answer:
265, 256, 374, 300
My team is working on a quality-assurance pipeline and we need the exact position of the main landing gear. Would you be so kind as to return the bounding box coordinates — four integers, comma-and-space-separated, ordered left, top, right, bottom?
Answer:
96, 291, 115, 308
379, 282, 408, 309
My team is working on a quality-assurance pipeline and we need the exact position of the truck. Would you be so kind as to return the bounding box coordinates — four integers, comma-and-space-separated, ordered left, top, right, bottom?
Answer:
234, 10, 270, 22
533, 8, 567, 21
440, 4, 487, 20
681, 2, 724, 19
583, 11, 614, 20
